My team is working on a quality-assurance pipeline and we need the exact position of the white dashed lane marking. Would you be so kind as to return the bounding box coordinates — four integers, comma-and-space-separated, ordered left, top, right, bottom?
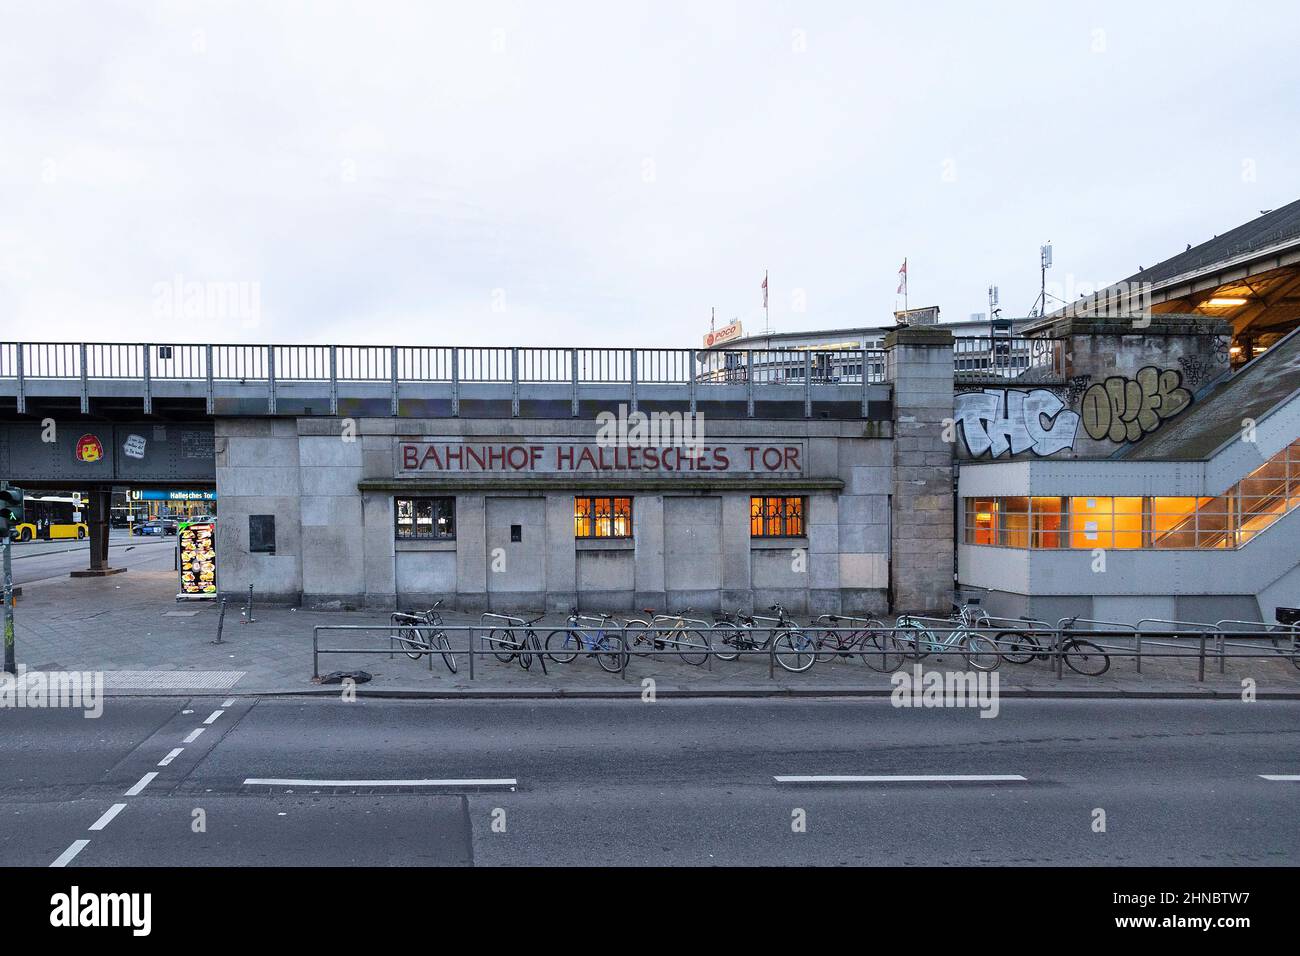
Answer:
773, 774, 1028, 784
124, 772, 158, 797
243, 778, 519, 790
88, 804, 127, 831
203, 709, 224, 725
184, 728, 205, 744
50, 840, 89, 868
158, 748, 184, 767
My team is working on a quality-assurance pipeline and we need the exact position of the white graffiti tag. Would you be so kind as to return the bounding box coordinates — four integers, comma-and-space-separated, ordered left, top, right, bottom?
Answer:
955, 389, 1080, 458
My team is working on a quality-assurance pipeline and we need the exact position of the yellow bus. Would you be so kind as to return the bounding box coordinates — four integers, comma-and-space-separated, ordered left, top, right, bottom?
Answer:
8, 494, 89, 542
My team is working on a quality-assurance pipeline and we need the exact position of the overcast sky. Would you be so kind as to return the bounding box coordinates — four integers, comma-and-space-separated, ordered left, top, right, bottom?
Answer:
2, 0, 1297, 347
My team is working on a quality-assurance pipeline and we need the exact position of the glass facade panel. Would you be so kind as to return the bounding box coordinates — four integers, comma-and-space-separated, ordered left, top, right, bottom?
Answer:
964, 436, 1300, 551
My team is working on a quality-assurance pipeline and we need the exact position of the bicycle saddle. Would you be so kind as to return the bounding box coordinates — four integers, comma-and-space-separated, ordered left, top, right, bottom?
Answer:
641, 607, 656, 614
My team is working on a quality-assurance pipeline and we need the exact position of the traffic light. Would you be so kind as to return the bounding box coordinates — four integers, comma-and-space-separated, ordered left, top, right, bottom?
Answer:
0, 487, 22, 538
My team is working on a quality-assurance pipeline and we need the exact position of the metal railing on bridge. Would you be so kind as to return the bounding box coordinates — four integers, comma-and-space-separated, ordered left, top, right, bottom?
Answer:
0, 341, 894, 418
952, 336, 1067, 383
0, 342, 891, 386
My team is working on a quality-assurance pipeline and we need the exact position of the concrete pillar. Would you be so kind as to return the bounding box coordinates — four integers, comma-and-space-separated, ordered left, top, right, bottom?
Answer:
885, 327, 955, 613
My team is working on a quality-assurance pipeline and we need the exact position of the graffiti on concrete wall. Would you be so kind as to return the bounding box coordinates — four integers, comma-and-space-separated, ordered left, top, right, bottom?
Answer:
1177, 354, 1212, 389
1080, 366, 1192, 443
955, 388, 1081, 458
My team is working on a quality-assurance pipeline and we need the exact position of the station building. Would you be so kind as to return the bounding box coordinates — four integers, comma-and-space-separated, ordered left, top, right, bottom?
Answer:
2, 202, 1298, 625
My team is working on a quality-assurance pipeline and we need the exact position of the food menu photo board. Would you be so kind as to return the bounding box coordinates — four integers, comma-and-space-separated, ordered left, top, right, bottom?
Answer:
177, 521, 218, 599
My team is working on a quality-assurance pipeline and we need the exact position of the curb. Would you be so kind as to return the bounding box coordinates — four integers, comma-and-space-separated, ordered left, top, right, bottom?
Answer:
99, 686, 1300, 701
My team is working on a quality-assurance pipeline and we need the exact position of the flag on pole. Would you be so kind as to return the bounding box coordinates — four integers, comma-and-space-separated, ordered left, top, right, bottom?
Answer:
761, 271, 768, 308
897, 259, 908, 295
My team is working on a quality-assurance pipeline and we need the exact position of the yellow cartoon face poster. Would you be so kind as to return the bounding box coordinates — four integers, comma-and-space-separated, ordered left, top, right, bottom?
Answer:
75, 434, 104, 462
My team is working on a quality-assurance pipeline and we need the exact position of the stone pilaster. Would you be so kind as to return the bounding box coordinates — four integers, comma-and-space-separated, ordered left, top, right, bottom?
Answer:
885, 327, 955, 613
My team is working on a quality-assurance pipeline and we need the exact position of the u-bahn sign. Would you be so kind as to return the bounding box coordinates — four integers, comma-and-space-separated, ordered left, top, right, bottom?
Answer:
0, 422, 215, 482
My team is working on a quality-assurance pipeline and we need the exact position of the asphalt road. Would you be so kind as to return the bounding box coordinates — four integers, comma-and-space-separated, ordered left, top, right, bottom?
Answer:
3, 533, 174, 586
1, 697, 1297, 866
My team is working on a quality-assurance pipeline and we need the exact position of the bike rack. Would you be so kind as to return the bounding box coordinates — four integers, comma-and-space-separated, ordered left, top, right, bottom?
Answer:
305, 617, 1300, 687
389, 611, 438, 670
1055, 617, 1137, 675
1137, 618, 1221, 681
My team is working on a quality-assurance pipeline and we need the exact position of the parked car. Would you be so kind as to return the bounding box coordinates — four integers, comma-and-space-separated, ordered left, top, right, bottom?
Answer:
134, 518, 178, 536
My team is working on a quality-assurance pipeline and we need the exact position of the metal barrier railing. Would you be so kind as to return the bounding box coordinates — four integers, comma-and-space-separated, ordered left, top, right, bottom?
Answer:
310, 623, 1300, 684
0, 342, 892, 386
952, 336, 1067, 382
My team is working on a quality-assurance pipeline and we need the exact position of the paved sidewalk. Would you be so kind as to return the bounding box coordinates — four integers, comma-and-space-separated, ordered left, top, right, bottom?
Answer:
9, 569, 1300, 698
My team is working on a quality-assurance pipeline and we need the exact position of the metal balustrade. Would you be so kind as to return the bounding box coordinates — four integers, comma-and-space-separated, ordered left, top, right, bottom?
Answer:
0, 342, 892, 386
952, 335, 1067, 383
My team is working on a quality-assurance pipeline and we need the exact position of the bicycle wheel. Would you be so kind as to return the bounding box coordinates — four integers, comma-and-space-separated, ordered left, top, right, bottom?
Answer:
1064, 639, 1110, 676
624, 619, 652, 657
397, 625, 431, 662
997, 630, 1041, 665
436, 632, 458, 674
545, 629, 580, 664
895, 623, 931, 661
961, 633, 1001, 672
861, 626, 905, 672
671, 629, 710, 666
595, 634, 626, 674
813, 629, 845, 665
489, 628, 518, 663
529, 631, 548, 675
773, 629, 816, 673
710, 622, 741, 661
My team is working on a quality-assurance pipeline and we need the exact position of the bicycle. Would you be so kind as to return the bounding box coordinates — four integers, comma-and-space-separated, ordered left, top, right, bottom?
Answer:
480, 612, 549, 674
946, 602, 1044, 667
1055, 615, 1111, 676
892, 607, 1001, 672
813, 613, 903, 671
710, 604, 817, 673
545, 608, 627, 674
1271, 608, 1300, 671
391, 600, 457, 673
994, 615, 1055, 665
630, 607, 711, 665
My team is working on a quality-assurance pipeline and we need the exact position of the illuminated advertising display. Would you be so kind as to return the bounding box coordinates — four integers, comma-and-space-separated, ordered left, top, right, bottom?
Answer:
177, 521, 218, 599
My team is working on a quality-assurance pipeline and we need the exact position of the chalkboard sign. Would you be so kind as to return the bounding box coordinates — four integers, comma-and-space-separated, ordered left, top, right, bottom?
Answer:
249, 514, 276, 554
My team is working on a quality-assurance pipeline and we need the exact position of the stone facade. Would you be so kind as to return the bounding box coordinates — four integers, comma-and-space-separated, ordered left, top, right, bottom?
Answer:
215, 417, 899, 614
